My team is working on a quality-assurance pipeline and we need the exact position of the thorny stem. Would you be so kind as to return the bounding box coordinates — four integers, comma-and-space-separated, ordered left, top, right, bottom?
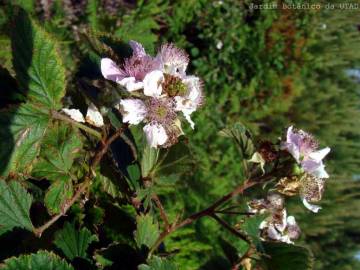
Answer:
149, 179, 261, 256
51, 110, 102, 139
33, 124, 128, 237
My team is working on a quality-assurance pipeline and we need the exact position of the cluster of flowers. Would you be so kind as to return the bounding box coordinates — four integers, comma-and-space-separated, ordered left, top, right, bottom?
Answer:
248, 193, 301, 244
62, 40, 203, 148
248, 127, 330, 244
101, 41, 203, 148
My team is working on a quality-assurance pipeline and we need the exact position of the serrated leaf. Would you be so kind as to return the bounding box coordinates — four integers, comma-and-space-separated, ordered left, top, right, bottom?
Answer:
44, 181, 73, 214
54, 222, 98, 260
219, 123, 255, 159
0, 181, 33, 235
141, 145, 159, 177
98, 173, 121, 199
12, 9, 65, 109
138, 256, 178, 270
242, 214, 267, 248
262, 242, 314, 270
2, 250, 74, 270
32, 124, 82, 182
0, 103, 49, 177
134, 214, 160, 250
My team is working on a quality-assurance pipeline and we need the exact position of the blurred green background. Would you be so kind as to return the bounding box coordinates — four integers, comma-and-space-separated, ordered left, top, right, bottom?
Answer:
1, 0, 360, 269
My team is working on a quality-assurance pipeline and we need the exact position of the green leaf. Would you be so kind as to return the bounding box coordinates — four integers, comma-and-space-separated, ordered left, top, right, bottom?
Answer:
0, 181, 33, 235
54, 222, 98, 260
219, 123, 255, 159
0, 103, 49, 177
141, 145, 159, 177
44, 181, 73, 215
32, 124, 82, 182
12, 9, 66, 109
138, 256, 178, 270
242, 214, 267, 248
2, 250, 74, 270
134, 214, 160, 249
97, 173, 121, 199
262, 242, 314, 270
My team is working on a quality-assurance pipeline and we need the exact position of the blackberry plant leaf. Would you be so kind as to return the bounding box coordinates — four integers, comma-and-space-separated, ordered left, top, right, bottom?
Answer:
0, 103, 49, 177
2, 250, 74, 270
54, 222, 98, 260
12, 9, 66, 109
0, 181, 33, 235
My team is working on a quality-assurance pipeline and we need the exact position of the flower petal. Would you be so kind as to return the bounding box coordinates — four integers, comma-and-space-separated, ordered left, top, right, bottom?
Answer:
129, 40, 146, 57
86, 103, 104, 127
308, 147, 330, 162
101, 58, 125, 82
119, 77, 144, 92
302, 198, 321, 213
143, 70, 164, 97
62, 108, 85, 123
143, 123, 168, 148
120, 99, 147, 125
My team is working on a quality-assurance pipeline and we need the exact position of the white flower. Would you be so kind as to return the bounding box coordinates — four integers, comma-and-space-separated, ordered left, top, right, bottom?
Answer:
62, 108, 85, 123
85, 103, 104, 127
174, 76, 203, 129
143, 123, 168, 148
100, 58, 145, 92
143, 70, 164, 97
216, 41, 223, 50
119, 99, 147, 125
156, 43, 189, 76
282, 126, 330, 178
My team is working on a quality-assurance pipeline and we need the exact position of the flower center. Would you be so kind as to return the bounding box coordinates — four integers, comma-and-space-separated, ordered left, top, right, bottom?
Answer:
146, 98, 177, 125
162, 74, 188, 97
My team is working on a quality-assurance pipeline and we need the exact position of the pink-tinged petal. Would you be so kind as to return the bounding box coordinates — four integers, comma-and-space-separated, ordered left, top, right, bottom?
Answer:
61, 108, 85, 123
119, 99, 147, 125
101, 58, 125, 82
301, 160, 329, 178
143, 70, 164, 97
143, 123, 168, 148
302, 198, 321, 213
156, 43, 189, 76
129, 40, 146, 57
308, 147, 330, 162
119, 77, 144, 92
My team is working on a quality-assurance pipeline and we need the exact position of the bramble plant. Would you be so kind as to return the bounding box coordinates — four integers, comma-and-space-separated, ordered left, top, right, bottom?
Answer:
0, 5, 338, 270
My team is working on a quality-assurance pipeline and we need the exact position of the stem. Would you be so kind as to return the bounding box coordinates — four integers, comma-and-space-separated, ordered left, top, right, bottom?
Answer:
51, 110, 102, 139
152, 194, 170, 229
215, 210, 255, 216
149, 179, 259, 255
210, 214, 249, 243
33, 124, 128, 237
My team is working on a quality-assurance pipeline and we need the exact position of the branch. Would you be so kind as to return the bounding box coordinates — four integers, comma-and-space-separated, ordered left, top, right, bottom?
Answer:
33, 124, 128, 237
149, 179, 259, 255
152, 194, 170, 230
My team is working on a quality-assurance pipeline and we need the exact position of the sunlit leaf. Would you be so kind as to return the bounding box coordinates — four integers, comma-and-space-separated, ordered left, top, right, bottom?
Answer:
134, 214, 159, 249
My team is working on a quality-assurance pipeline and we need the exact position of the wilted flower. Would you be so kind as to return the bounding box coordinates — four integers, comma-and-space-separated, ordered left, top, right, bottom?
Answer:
101, 40, 204, 148
248, 193, 300, 244
276, 173, 325, 213
281, 126, 330, 179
